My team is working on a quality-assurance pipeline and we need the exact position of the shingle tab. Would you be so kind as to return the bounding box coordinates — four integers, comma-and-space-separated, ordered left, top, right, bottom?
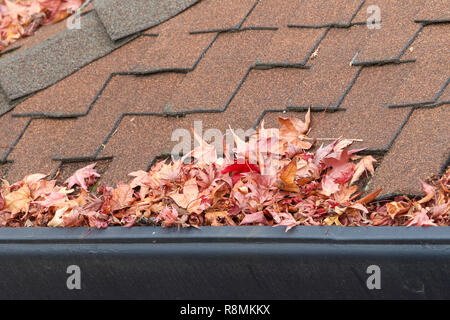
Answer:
93, 0, 201, 40
0, 11, 131, 100
369, 105, 450, 196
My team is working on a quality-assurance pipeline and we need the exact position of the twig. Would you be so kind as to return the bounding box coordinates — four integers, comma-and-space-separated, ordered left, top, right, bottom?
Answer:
303, 138, 363, 142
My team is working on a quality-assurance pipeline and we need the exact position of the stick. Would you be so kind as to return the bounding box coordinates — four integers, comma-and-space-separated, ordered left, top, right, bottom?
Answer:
303, 138, 363, 142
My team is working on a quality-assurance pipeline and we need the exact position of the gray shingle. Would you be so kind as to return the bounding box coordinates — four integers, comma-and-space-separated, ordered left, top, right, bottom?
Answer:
0, 11, 131, 100
93, 0, 201, 40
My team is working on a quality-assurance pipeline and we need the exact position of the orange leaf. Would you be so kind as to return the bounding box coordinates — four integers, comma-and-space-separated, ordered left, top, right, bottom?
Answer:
280, 159, 299, 193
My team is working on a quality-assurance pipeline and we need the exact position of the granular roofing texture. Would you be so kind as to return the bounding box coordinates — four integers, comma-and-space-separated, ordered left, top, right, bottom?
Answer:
93, 0, 201, 40
0, 10, 131, 100
0, 0, 449, 199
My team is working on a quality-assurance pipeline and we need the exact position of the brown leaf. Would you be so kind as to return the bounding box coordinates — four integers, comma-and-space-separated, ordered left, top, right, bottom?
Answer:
357, 188, 382, 205
4, 184, 31, 214
350, 155, 376, 185
418, 181, 435, 204
110, 183, 134, 211
280, 159, 299, 193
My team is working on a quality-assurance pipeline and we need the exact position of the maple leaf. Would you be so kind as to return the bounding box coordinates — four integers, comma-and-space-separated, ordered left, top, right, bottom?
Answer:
350, 155, 376, 185
4, 184, 31, 214
169, 178, 206, 214
182, 130, 217, 166
128, 170, 151, 199
321, 175, 339, 196
33, 191, 67, 208
278, 110, 312, 151
322, 147, 354, 184
155, 206, 179, 227
240, 211, 268, 225
221, 160, 260, 185
48, 205, 72, 227
279, 159, 299, 193
407, 208, 437, 227
418, 181, 435, 204
110, 183, 134, 212
386, 201, 409, 219
65, 163, 100, 190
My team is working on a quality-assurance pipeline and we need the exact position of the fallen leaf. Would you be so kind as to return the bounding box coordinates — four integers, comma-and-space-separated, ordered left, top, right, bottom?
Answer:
110, 183, 134, 211
350, 155, 376, 185
65, 163, 100, 190
418, 181, 435, 204
4, 184, 31, 214
279, 159, 299, 192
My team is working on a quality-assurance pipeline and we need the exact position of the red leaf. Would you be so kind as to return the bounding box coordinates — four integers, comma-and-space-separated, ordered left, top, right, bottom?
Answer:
221, 160, 260, 184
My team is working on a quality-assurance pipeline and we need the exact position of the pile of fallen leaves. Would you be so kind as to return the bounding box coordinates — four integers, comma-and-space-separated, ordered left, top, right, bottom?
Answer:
0, 0, 86, 52
0, 112, 448, 229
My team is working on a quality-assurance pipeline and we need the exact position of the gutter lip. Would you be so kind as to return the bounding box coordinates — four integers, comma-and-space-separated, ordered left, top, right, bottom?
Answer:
1, 226, 450, 245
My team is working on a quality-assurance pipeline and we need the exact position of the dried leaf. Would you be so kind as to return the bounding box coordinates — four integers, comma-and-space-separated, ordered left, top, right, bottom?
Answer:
4, 184, 31, 214
350, 155, 376, 185
279, 159, 299, 193
65, 163, 100, 190
418, 181, 435, 204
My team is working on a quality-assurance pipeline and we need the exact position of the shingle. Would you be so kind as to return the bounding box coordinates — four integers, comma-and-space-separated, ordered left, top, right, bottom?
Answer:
145, 0, 257, 34
242, 0, 302, 28
12, 36, 158, 116
369, 105, 450, 196
6, 119, 73, 182
0, 90, 12, 116
288, 0, 364, 27
388, 24, 450, 107
293, 63, 415, 151
134, 32, 216, 71
258, 27, 324, 65
415, 0, 450, 23
0, 113, 29, 162
0, 11, 131, 100
57, 73, 184, 160
289, 26, 370, 108
168, 30, 275, 112
93, 0, 201, 40
352, 0, 426, 64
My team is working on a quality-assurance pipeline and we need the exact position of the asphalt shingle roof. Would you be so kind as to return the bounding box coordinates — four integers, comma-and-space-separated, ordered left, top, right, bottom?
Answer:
0, 0, 449, 199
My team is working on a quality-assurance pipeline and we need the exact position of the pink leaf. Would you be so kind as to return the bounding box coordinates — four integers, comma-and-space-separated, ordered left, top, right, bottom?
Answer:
65, 163, 100, 190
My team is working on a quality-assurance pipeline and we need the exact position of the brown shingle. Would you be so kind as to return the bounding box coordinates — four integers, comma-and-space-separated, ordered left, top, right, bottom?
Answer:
293, 63, 415, 151
97, 68, 307, 184
352, 0, 426, 64
6, 119, 73, 182
242, 0, 302, 28
289, 26, 370, 108
388, 24, 450, 107
0, 114, 29, 162
148, 0, 258, 33
415, 0, 450, 23
57, 73, 184, 160
135, 32, 216, 71
168, 30, 275, 112
258, 27, 324, 65
369, 105, 450, 195
288, 0, 364, 27
13, 36, 158, 116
